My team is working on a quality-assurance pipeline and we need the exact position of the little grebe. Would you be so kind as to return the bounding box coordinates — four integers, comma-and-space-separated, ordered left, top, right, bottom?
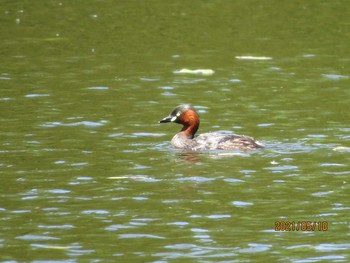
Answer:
159, 104, 264, 151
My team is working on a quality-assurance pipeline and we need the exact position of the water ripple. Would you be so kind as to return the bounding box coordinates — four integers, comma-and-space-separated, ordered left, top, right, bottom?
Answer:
40, 120, 108, 127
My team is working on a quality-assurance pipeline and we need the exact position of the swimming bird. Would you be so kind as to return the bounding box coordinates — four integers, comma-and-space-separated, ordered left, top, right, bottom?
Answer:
159, 104, 264, 151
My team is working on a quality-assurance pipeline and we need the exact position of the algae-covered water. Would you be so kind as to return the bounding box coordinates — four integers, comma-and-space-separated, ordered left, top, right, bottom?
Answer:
1, 1, 349, 262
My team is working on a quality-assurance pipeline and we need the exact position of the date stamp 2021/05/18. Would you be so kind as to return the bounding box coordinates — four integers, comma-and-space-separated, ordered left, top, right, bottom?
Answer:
275, 221, 328, 231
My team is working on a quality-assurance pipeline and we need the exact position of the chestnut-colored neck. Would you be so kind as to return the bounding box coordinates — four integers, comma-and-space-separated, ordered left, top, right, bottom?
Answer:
179, 110, 200, 139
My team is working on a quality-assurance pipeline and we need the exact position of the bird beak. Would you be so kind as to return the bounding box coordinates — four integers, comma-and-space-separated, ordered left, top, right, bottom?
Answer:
159, 115, 173, 123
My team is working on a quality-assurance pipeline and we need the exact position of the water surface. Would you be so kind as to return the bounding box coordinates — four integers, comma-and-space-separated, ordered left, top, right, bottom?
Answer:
1, 1, 349, 262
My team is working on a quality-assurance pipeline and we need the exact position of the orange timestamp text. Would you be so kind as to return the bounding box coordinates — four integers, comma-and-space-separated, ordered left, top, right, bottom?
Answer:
275, 221, 328, 231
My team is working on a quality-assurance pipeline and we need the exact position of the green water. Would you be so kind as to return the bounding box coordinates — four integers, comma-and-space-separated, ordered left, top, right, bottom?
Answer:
1, 1, 349, 262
